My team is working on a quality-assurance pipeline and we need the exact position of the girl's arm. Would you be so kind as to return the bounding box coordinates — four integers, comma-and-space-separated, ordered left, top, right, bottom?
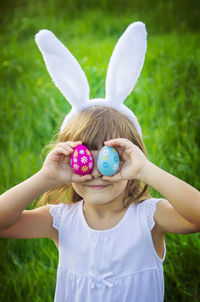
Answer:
103, 138, 200, 229
0, 141, 92, 230
0, 171, 54, 230
138, 161, 200, 225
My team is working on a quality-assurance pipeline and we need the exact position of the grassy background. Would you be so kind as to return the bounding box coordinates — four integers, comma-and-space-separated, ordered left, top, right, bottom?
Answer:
0, 0, 200, 300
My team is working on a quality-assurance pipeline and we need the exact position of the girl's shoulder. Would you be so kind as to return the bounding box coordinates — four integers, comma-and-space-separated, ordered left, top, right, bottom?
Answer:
47, 201, 81, 230
136, 197, 165, 231
149, 198, 200, 235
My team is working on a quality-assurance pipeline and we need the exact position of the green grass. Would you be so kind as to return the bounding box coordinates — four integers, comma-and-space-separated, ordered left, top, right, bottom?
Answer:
0, 0, 200, 301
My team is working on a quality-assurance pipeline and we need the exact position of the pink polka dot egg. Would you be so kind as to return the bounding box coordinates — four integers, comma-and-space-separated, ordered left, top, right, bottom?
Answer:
70, 144, 94, 175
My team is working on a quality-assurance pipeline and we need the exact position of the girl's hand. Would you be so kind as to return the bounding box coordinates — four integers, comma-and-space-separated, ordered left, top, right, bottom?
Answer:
40, 141, 92, 186
102, 138, 150, 182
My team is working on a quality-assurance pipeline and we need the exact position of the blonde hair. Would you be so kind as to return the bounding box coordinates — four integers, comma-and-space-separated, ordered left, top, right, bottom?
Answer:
37, 106, 151, 208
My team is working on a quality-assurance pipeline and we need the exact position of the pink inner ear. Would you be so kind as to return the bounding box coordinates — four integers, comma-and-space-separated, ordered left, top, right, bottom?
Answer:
71, 144, 94, 175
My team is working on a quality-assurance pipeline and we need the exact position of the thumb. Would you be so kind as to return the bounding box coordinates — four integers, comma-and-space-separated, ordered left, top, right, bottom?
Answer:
72, 173, 92, 183
102, 172, 122, 183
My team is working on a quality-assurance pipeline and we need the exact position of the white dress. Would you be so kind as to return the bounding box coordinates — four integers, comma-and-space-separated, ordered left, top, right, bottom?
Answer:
47, 198, 166, 302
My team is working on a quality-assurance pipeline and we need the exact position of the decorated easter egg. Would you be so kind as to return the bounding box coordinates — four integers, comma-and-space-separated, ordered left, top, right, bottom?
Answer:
97, 146, 119, 176
70, 144, 94, 175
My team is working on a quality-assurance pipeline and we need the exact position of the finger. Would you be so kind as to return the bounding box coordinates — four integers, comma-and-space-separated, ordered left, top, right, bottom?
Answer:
72, 173, 92, 182
70, 141, 82, 146
104, 140, 124, 160
53, 146, 73, 157
53, 147, 69, 156
60, 154, 65, 161
104, 138, 130, 148
59, 145, 74, 153
81, 174, 93, 181
119, 161, 123, 169
57, 141, 82, 149
115, 147, 123, 159
56, 142, 82, 154
102, 172, 122, 183
105, 139, 136, 161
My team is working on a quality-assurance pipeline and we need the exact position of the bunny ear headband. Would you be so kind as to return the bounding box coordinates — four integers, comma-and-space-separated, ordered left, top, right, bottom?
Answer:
35, 21, 147, 138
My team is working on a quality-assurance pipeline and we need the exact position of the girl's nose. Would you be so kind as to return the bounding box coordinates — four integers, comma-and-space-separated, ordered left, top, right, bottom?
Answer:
91, 161, 102, 179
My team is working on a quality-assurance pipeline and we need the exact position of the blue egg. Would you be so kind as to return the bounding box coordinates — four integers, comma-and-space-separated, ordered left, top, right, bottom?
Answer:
97, 146, 120, 176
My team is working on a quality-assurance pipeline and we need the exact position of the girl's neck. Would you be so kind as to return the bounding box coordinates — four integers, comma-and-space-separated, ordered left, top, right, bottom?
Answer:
83, 194, 127, 219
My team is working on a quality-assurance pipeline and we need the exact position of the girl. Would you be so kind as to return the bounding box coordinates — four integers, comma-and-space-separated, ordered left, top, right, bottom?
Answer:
0, 22, 200, 302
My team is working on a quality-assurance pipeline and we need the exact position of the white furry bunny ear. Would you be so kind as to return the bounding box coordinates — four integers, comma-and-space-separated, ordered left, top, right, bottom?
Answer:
105, 22, 147, 104
35, 30, 90, 107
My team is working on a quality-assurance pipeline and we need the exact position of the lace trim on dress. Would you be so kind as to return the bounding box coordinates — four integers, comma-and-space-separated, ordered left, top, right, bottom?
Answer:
145, 199, 158, 231
47, 203, 64, 230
